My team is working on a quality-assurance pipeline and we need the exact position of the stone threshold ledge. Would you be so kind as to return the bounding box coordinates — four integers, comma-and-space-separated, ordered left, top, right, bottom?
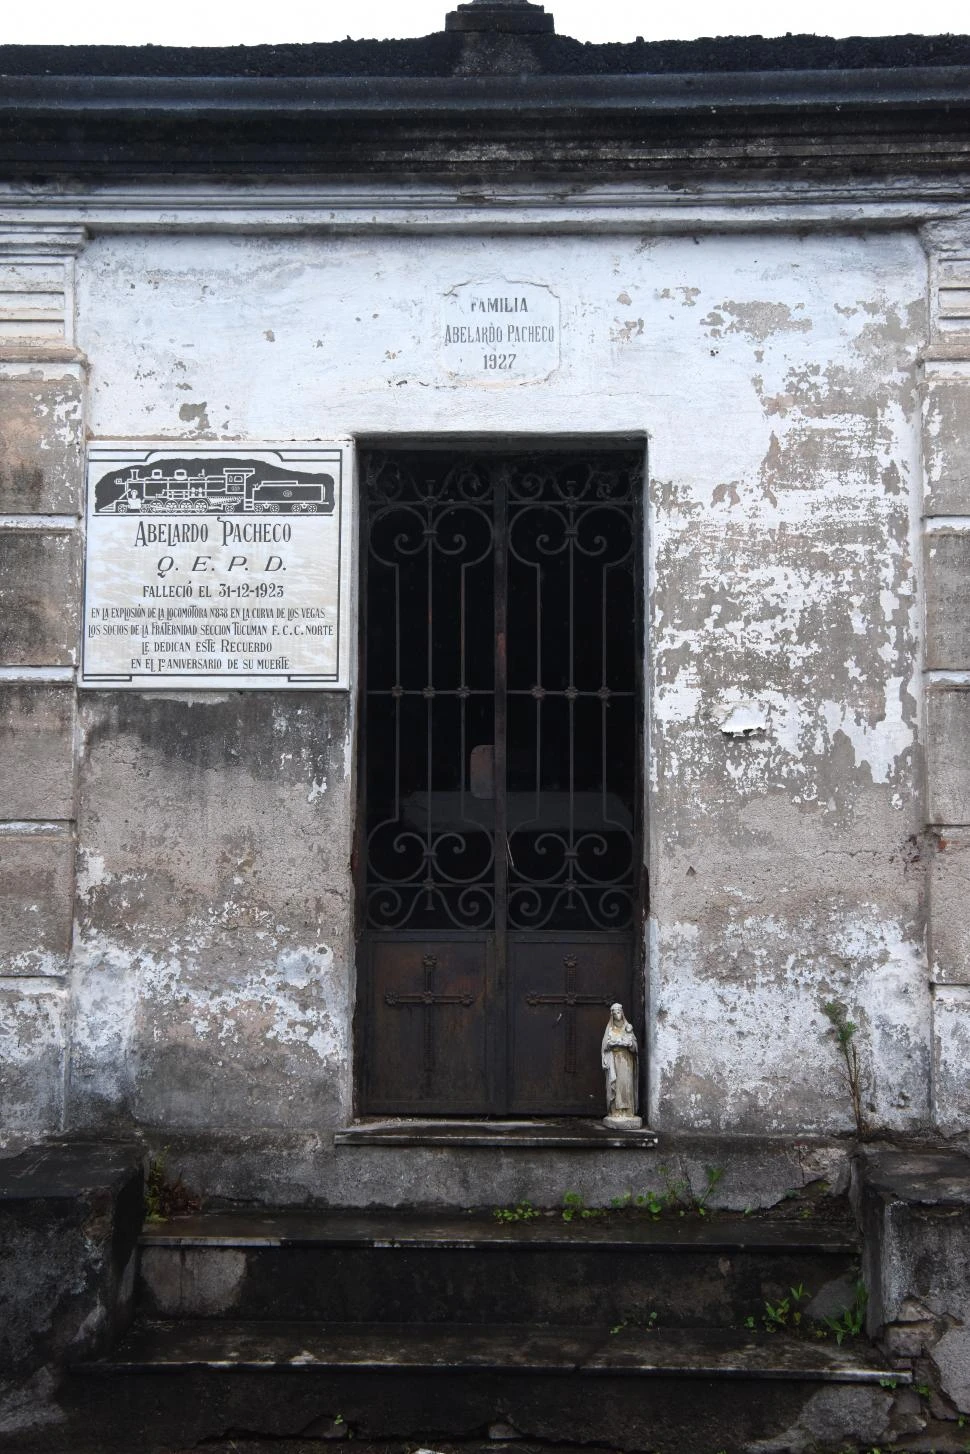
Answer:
335, 1118, 659, 1149
137, 1206, 857, 1250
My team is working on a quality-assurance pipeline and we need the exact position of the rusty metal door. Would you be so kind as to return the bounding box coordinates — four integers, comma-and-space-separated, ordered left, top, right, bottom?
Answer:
358, 449, 643, 1115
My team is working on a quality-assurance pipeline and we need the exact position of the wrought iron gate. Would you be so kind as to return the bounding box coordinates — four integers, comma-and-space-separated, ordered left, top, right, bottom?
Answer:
358, 449, 643, 1115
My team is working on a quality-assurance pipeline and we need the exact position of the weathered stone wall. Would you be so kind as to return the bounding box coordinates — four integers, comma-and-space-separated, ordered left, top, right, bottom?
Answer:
921, 223, 970, 1138
39, 225, 925, 1178
0, 228, 87, 1146
0, 218, 944, 1196
0, 1141, 143, 1425
861, 1148, 970, 1416
70, 693, 355, 1135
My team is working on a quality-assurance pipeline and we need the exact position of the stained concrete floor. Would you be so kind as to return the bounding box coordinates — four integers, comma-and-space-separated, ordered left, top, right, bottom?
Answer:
169, 1444, 625, 1454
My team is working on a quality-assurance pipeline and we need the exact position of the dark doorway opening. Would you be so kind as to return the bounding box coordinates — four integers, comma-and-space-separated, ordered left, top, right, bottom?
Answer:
357, 447, 644, 1116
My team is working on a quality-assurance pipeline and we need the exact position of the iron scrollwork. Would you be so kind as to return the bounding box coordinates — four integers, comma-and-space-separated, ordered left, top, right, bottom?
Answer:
506, 459, 638, 932
364, 456, 497, 931
363, 453, 641, 935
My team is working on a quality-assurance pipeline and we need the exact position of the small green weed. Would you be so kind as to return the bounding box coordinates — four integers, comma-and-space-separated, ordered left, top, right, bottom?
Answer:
497, 1170, 725, 1227
745, 1284, 810, 1334
562, 1191, 604, 1223
612, 1164, 725, 1221
659, 1163, 692, 1214
822, 999, 867, 1138
694, 1164, 724, 1215
493, 1201, 540, 1223
821, 1279, 867, 1345
659, 1162, 724, 1216
144, 1153, 200, 1223
610, 1188, 667, 1218
145, 1155, 166, 1223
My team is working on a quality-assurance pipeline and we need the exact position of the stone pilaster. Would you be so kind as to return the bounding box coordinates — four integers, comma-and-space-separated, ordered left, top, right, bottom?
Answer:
0, 225, 86, 1145
920, 218, 970, 1137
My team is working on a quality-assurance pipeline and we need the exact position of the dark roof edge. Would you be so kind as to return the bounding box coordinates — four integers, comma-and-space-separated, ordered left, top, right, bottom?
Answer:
4, 65, 970, 115
2, 31, 970, 79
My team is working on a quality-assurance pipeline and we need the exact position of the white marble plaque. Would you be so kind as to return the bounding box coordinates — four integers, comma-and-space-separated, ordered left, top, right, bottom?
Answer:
441, 280, 560, 383
80, 442, 353, 690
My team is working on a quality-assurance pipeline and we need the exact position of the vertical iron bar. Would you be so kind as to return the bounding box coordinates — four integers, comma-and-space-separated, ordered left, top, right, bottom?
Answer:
493, 463, 509, 1112
563, 956, 577, 1074
393, 561, 402, 822
567, 496, 576, 910
425, 490, 434, 911
354, 462, 371, 1116
423, 955, 436, 1090
533, 553, 542, 872
633, 454, 648, 1111
601, 556, 609, 826
460, 558, 468, 827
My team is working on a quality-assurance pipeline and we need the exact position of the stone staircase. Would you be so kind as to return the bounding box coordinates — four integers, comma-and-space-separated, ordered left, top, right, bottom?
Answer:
65, 1203, 916, 1453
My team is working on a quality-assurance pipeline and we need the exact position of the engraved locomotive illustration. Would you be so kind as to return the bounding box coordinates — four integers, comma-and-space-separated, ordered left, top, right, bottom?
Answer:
94, 457, 336, 516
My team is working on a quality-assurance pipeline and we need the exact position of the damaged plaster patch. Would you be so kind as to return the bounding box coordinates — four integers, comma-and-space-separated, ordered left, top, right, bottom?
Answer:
611, 316, 644, 344
177, 401, 211, 431
931, 1325, 970, 1412
0, 981, 66, 1146
68, 932, 347, 1131
749, 1385, 892, 1453
717, 700, 768, 738
819, 680, 912, 787
137, 944, 341, 1060
652, 914, 930, 1134
704, 299, 813, 343
140, 1246, 246, 1317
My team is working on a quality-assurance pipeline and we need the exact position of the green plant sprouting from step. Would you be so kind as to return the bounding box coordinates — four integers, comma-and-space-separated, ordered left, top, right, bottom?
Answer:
693, 1164, 725, 1215
611, 1164, 724, 1220
562, 1191, 606, 1223
743, 1277, 868, 1344
492, 1200, 540, 1223
145, 1154, 167, 1224
495, 1165, 727, 1225
144, 1152, 202, 1223
821, 1279, 867, 1345
744, 1283, 810, 1334
822, 999, 868, 1138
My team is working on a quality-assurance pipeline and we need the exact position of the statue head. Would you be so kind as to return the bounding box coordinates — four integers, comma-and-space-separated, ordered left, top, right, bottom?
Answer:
610, 1002, 624, 1023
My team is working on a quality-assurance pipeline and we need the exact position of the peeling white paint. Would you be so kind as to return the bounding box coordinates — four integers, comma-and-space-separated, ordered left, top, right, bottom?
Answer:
307, 776, 328, 804
0, 223, 930, 1169
717, 701, 769, 737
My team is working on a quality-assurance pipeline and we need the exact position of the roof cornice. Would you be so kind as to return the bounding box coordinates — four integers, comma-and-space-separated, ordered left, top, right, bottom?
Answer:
2, 62, 970, 180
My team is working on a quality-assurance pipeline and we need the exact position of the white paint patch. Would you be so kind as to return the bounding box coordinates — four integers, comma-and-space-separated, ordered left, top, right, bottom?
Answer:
717, 700, 768, 737
51, 225, 930, 1152
653, 913, 930, 1134
307, 775, 328, 804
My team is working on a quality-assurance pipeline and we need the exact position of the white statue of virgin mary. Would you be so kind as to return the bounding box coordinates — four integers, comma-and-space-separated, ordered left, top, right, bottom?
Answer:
601, 1003, 642, 1130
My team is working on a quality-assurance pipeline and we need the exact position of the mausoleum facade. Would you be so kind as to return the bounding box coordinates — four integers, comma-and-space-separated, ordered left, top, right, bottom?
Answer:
2, 0, 970, 1205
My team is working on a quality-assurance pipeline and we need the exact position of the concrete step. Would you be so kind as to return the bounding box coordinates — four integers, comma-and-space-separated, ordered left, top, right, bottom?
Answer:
70, 1321, 910, 1454
138, 1209, 860, 1327
90, 1317, 902, 1379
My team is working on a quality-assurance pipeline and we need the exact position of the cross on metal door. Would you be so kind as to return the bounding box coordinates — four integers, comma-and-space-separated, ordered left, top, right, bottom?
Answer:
358, 448, 643, 1115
